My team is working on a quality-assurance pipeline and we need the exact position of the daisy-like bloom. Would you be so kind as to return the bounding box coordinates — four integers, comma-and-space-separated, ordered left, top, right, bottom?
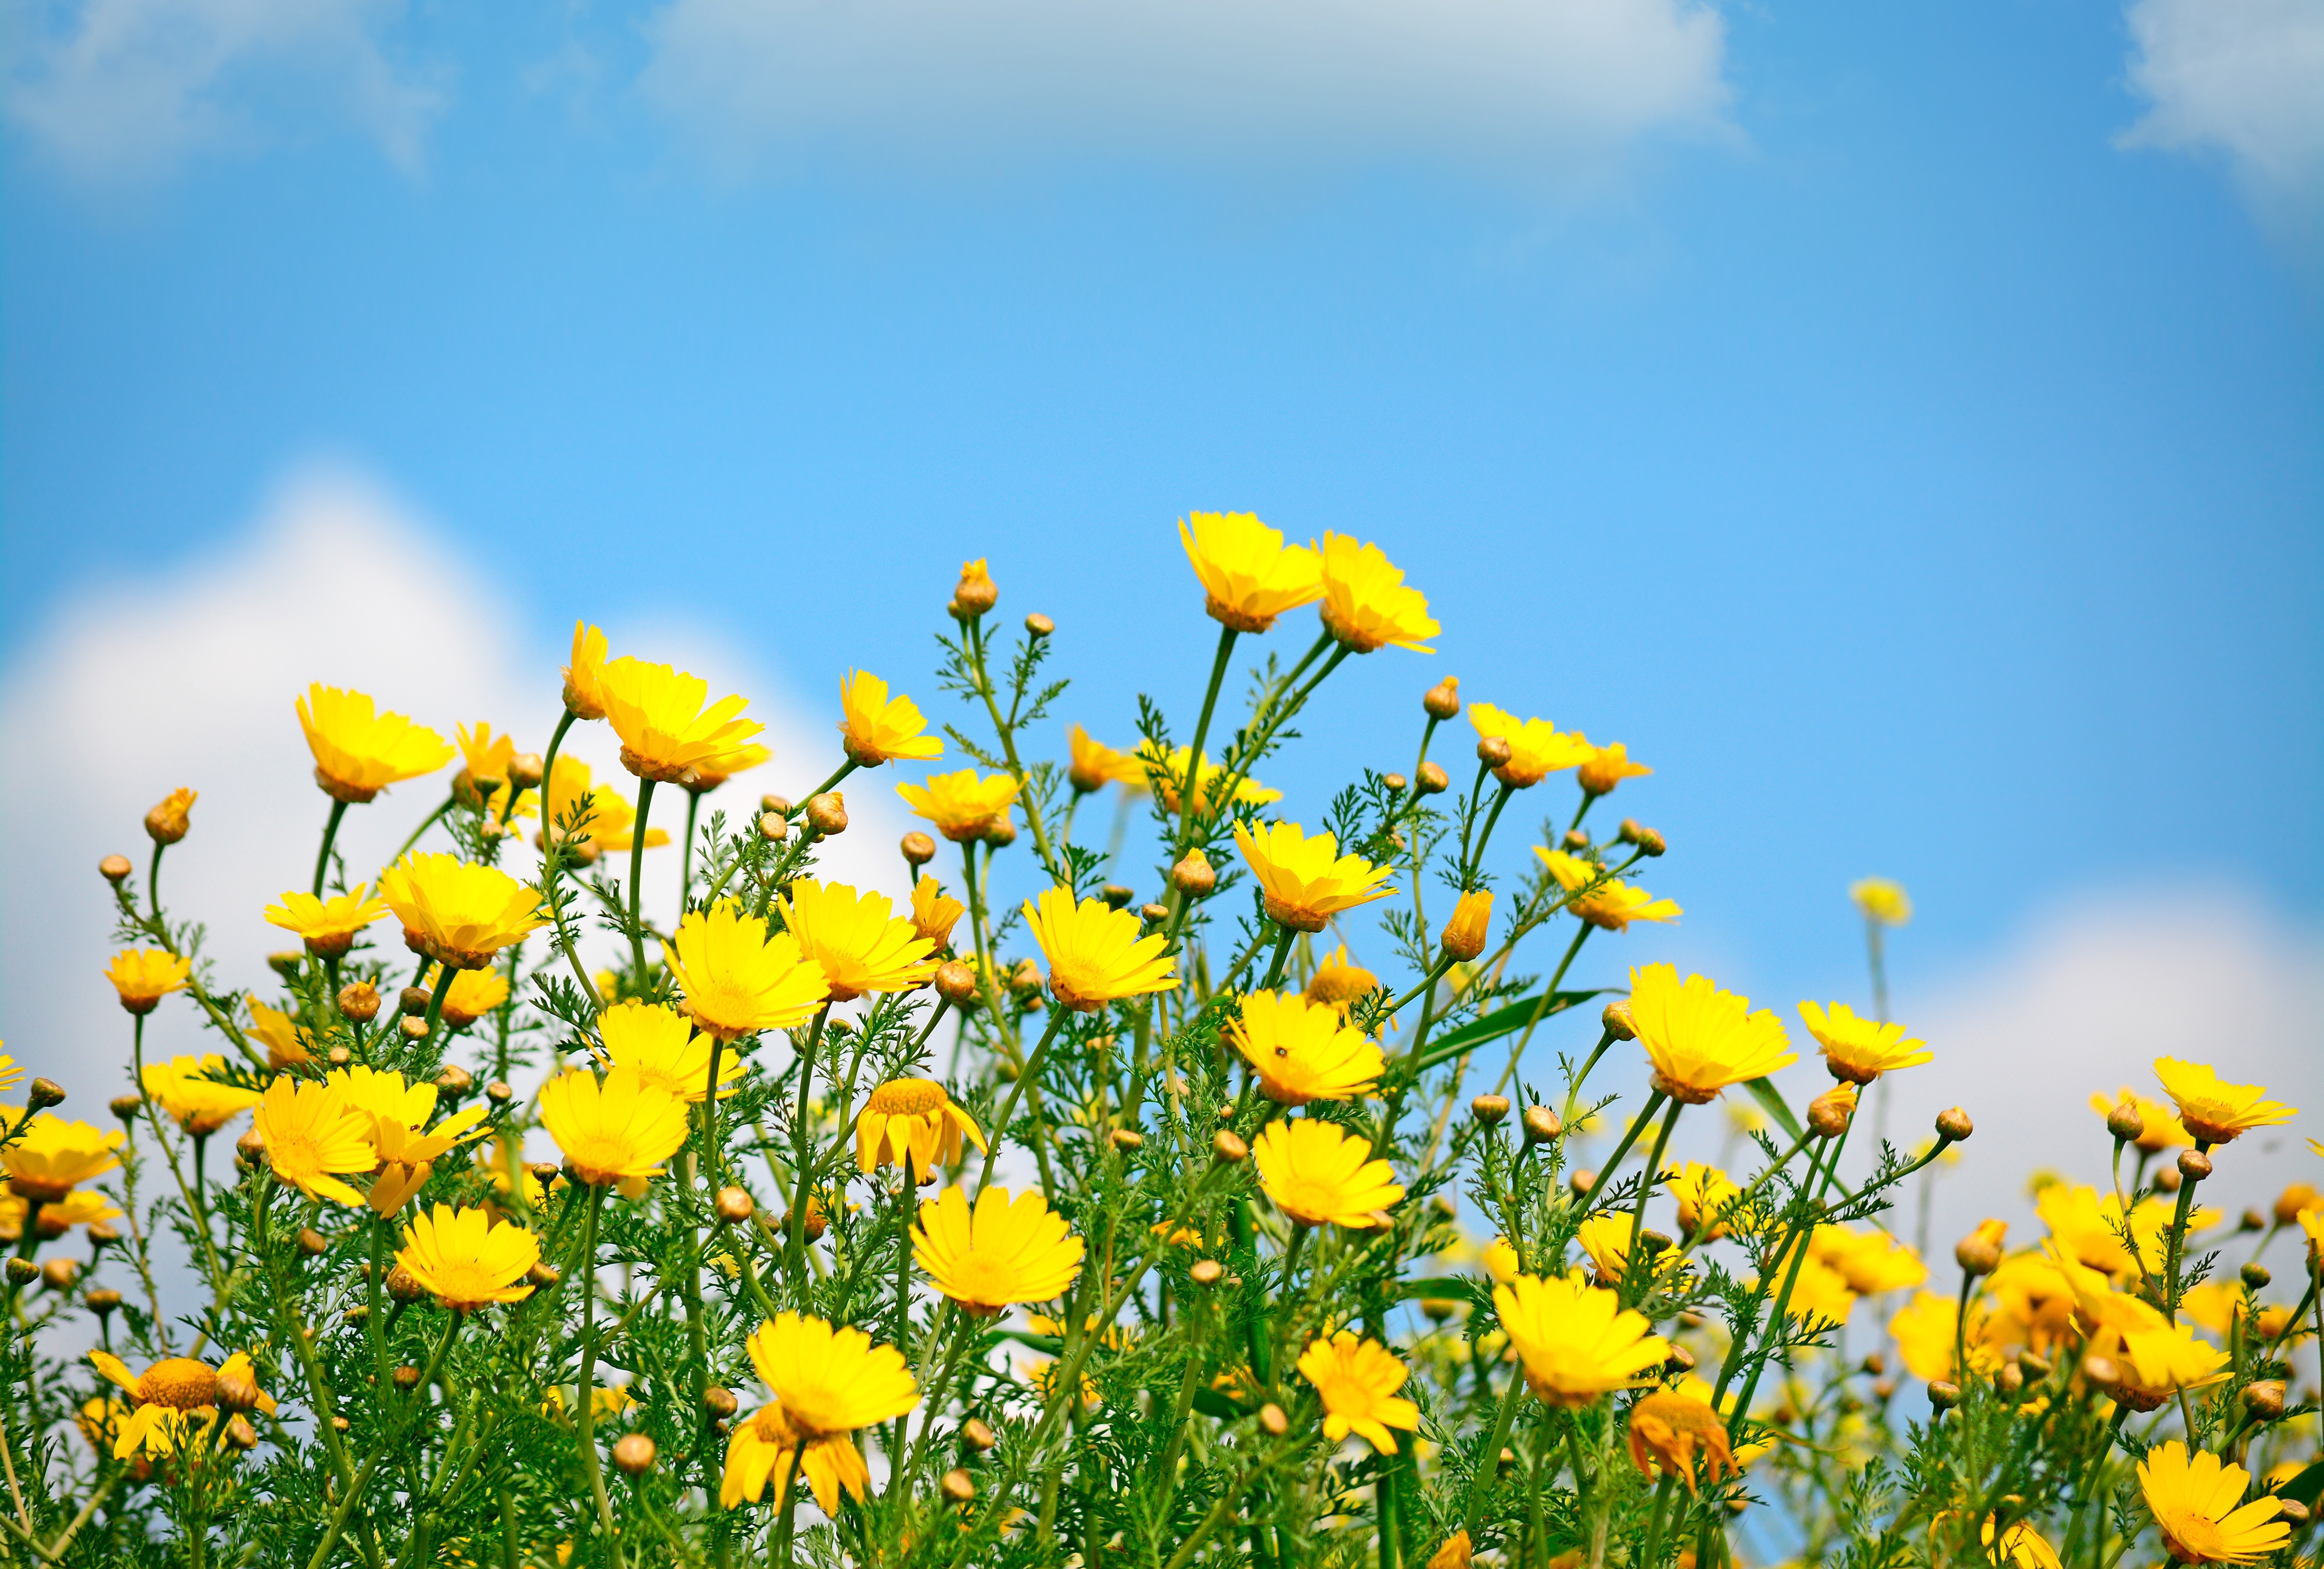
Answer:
2088, 1087, 2193, 1154
379, 853, 547, 970
1887, 1291, 1999, 1383
1136, 744, 1284, 817
89, 1351, 275, 1461
1467, 704, 1592, 788
1252, 1118, 1405, 1229
243, 998, 314, 1071
720, 1399, 870, 1515
912, 1185, 1086, 1314
453, 721, 518, 807
264, 884, 390, 959
1066, 725, 1147, 794
2153, 1058, 2295, 1145
597, 1000, 744, 1102
909, 877, 966, 948
837, 671, 942, 766
297, 684, 454, 804
779, 879, 941, 1000
1626, 963, 1796, 1105
394, 1203, 540, 1311
564, 622, 612, 719
1023, 886, 1177, 1011
896, 769, 1021, 842
2038, 1184, 2194, 1277
0, 1049, 18, 1095
139, 1055, 263, 1137
2139, 1442, 2288, 1565
104, 949, 193, 1015
1574, 1214, 1689, 1293
1670, 1162, 1741, 1241
1230, 990, 1383, 1105
76, 1398, 129, 1458
537, 757, 668, 855
1626, 1390, 1737, 1495
1233, 821, 1396, 933
682, 738, 770, 795
2122, 1319, 2232, 1398
665, 902, 830, 1040
417, 963, 510, 1029
1534, 850, 1681, 932
594, 657, 763, 786
1297, 1332, 1420, 1453
741, 1313, 919, 1439
1811, 1225, 1928, 1295
1796, 1000, 1931, 1084
1849, 878, 1912, 926
1179, 511, 1324, 632
856, 1079, 987, 1182
253, 1077, 376, 1206
1306, 945, 1381, 1010
329, 1065, 490, 1169
37, 1190, 124, 1234
1577, 741, 1654, 798
4, 1116, 125, 1204
1981, 1518, 2064, 1569
1317, 533, 1439, 653
1494, 1270, 1669, 1406
539, 1065, 690, 1188
1479, 1237, 1521, 1285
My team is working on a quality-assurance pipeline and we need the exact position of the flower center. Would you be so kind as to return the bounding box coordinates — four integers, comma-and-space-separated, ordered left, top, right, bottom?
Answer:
138, 1359, 219, 1411
867, 1080, 947, 1117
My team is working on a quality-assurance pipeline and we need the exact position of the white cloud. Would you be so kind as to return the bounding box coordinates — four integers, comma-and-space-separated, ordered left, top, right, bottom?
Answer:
1, 0, 446, 183
639, 0, 1731, 179
2118, 0, 2324, 243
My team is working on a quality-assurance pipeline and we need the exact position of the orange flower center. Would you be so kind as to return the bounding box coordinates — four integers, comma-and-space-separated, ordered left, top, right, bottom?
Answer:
866, 1079, 947, 1117
137, 1359, 218, 1410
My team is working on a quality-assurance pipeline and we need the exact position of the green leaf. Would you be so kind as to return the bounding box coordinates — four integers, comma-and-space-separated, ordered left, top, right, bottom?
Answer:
1413, 990, 1609, 1072
1389, 1276, 1482, 1302
1744, 1077, 1805, 1141
1192, 1388, 1247, 1421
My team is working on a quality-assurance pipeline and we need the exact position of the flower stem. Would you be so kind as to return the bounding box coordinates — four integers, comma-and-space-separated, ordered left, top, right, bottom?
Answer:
977, 1006, 1068, 1195
1622, 1097, 1685, 1305
1170, 624, 1239, 870
387, 796, 455, 872
313, 798, 350, 898
573, 1184, 616, 1544
628, 776, 658, 979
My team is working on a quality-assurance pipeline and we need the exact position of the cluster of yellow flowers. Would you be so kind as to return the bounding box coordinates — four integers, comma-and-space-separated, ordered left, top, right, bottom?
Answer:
3, 513, 2315, 1569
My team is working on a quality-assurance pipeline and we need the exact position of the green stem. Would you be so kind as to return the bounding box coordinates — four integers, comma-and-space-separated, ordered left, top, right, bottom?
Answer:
680, 788, 704, 913
1622, 1097, 1684, 1304
976, 1008, 1068, 1194
1580, 1090, 1669, 1221
784, 1005, 832, 1279
574, 1185, 616, 1544
1461, 1364, 1527, 1539
628, 776, 658, 978
419, 961, 460, 1043
1170, 624, 1240, 869
313, 798, 350, 898
387, 796, 456, 872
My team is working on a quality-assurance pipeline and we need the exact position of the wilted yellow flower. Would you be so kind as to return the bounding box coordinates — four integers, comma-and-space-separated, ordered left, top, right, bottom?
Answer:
1234, 821, 1396, 933
396, 1203, 540, 1311
1796, 1001, 1930, 1084
594, 657, 763, 786
2137, 1442, 2287, 1565
1577, 742, 1653, 797
1626, 1391, 1737, 1494
1466, 704, 1591, 788
1024, 886, 1176, 1011
1179, 511, 1324, 632
1297, 1332, 1419, 1453
1494, 1271, 1669, 1406
264, 885, 390, 958
780, 879, 941, 1000
913, 1185, 1085, 1314
539, 1065, 690, 1187
3, 1116, 125, 1203
742, 1313, 919, 1438
909, 877, 966, 948
1252, 1119, 1404, 1229
665, 902, 830, 1040
596, 1000, 743, 1103
1136, 743, 1283, 817
104, 949, 193, 1015
297, 684, 454, 804
1627, 963, 1796, 1105
2088, 1087, 2193, 1154
1670, 1162, 1740, 1241
896, 769, 1021, 841
1231, 990, 1383, 1105
1066, 725, 1147, 794
139, 1055, 262, 1137
1317, 533, 1439, 653
1849, 879, 1911, 926
252, 1077, 375, 1207
720, 1399, 869, 1516
2153, 1058, 2294, 1145
379, 854, 547, 970
856, 1079, 987, 1181
838, 671, 942, 766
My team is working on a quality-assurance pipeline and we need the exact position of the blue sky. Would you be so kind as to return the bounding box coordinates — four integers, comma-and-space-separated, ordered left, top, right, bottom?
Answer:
2, 0, 2318, 1089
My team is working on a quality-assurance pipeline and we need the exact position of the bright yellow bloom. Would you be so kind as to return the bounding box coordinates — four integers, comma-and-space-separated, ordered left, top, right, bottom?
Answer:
913, 1185, 1085, 1314
89, 1351, 275, 1460
38, 1190, 123, 1233
242, 998, 314, 1070
2122, 1319, 2231, 1395
856, 1079, 986, 1181
1179, 511, 1324, 632
895, 769, 1020, 841
1252, 1118, 1405, 1229
2, 1116, 125, 1204
454, 721, 518, 804
139, 1055, 262, 1137
1024, 886, 1177, 1010
596, 657, 763, 786
1066, 725, 1147, 794
1317, 533, 1439, 653
837, 671, 942, 766
1626, 963, 1795, 1105
1233, 821, 1396, 933
1494, 1271, 1669, 1406
329, 1065, 489, 1168
1440, 889, 1493, 961
144, 786, 195, 842
564, 621, 612, 719
539, 1065, 690, 1187
742, 1313, 919, 1438
2089, 1087, 2194, 1154
1230, 990, 1383, 1105
1533, 847, 1680, 932
1575, 1214, 1688, 1292
1796, 1000, 1930, 1084
264, 884, 390, 958
104, 949, 192, 1015
379, 853, 547, 969
1136, 743, 1284, 818
1887, 1291, 1999, 1382
780, 879, 940, 1000
2039, 1185, 2192, 1277
720, 1400, 869, 1514
665, 902, 830, 1040
1467, 704, 1591, 788
2179, 1281, 2247, 1338
1670, 1162, 1741, 1241
1297, 1332, 1419, 1453
1306, 945, 1380, 1009
0, 1051, 17, 1095
1849, 878, 1911, 926
909, 877, 966, 948
1577, 741, 1653, 797
396, 1203, 540, 1310
1981, 1518, 2064, 1569
252, 1077, 375, 1206
1626, 1391, 1737, 1494
684, 739, 771, 794
297, 683, 454, 803
1811, 1225, 1928, 1295
2138, 1442, 2287, 1564
538, 757, 668, 854
597, 1000, 743, 1102
367, 1159, 434, 1217
416, 963, 510, 1029
2153, 1058, 2294, 1145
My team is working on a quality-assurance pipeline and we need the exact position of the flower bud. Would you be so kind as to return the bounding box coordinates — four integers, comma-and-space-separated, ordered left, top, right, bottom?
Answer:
934, 961, 978, 1006
28, 1078, 64, 1111
1471, 1094, 1510, 1127
2105, 1101, 2145, 1144
1024, 612, 1055, 638
1008, 959, 1043, 1002
2278, 1499, 2312, 1527
101, 854, 134, 884
235, 1128, 267, 1170
1634, 827, 1667, 857
1212, 1130, 1248, 1165
1663, 1344, 1697, 1375
2241, 1208, 2267, 1233
757, 812, 790, 844
1382, 773, 1408, 794
1423, 677, 1461, 720
1439, 889, 1492, 963
2242, 1381, 2286, 1421
216, 1366, 261, 1413
42, 1258, 78, 1291
942, 1467, 976, 1503
434, 1065, 472, 1101
716, 1187, 755, 1225
960, 1417, 997, 1453
950, 558, 999, 620
392, 1365, 421, 1391
385, 1265, 425, 1304
1141, 902, 1171, 924
2079, 1354, 2120, 1391
2178, 1149, 2212, 1184
2017, 1351, 2052, 1381
489, 1081, 515, 1106
1807, 1084, 1857, 1140
806, 792, 848, 837
145, 789, 196, 845
400, 1018, 429, 1042
1522, 1105, 1562, 1145
979, 815, 1017, 848
1109, 1129, 1144, 1153
396, 986, 429, 1018
1189, 1258, 1225, 1287
705, 1385, 739, 1419
612, 1434, 657, 1475
1171, 850, 1217, 900
1955, 1219, 2006, 1278
3, 1259, 35, 1287
1416, 762, 1449, 796
1561, 828, 1590, 852
222, 1415, 259, 1452
2243, 1260, 2272, 1291
298, 1227, 330, 1257
503, 752, 543, 791
901, 832, 937, 867
1927, 1380, 1961, 1412
1935, 1107, 1974, 1143
1476, 736, 1514, 771
1996, 1363, 2024, 1397
527, 1263, 561, 1287
1258, 1403, 1289, 1437
1601, 1001, 1637, 1041
1421, 1297, 1457, 1323
1872, 1377, 1896, 1401
2275, 1184, 2319, 1226
85, 1288, 122, 1317
1570, 1169, 1598, 1198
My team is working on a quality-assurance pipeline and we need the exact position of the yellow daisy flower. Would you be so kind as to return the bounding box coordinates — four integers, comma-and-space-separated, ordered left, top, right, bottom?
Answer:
328, 1065, 490, 1168
564, 621, 612, 720
2153, 1058, 2295, 1145
263, 884, 390, 958
1810, 1225, 1928, 1295
1066, 725, 1148, 794
89, 1351, 275, 1460
1297, 1332, 1419, 1453
741, 1313, 919, 1438
838, 671, 943, 766
2, 1116, 125, 1203
104, 949, 192, 1015
1533, 850, 1680, 932
1178, 511, 1324, 632
896, 769, 1021, 841
595, 657, 763, 786
1670, 1162, 1740, 1242
1466, 704, 1591, 788
683, 739, 770, 794
1135, 743, 1283, 818
597, 1000, 744, 1102
1849, 878, 1911, 926
2121, 1320, 2231, 1396
2138, 1442, 2287, 1565
1306, 947, 1382, 1012
1626, 1390, 1737, 1494
856, 1079, 987, 1182
0, 1051, 18, 1095
243, 997, 314, 1072
1023, 886, 1177, 1011
139, 1055, 262, 1137
912, 1185, 1086, 1314
720, 1400, 869, 1516
252, 1077, 376, 1206
665, 902, 830, 1040
1233, 821, 1396, 933
1796, 1001, 1930, 1084
453, 721, 518, 806
1230, 989, 1384, 1105
1981, 1518, 2063, 1569
537, 757, 668, 855
395, 1202, 540, 1311
297, 683, 455, 804
1627, 963, 1796, 1105
909, 877, 966, 948
779, 879, 941, 1000
1494, 1271, 1669, 1406
379, 853, 547, 970
1888, 1291, 1998, 1383
1317, 533, 1439, 653
2089, 1087, 2194, 1154
37, 1190, 124, 1234
539, 1065, 690, 1188
1252, 1118, 1405, 1229
415, 963, 510, 1029
1577, 741, 1653, 797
